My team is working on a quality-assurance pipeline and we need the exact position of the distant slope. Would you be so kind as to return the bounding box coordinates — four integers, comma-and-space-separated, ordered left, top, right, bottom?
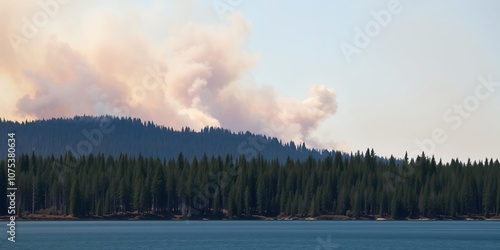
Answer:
0, 116, 332, 161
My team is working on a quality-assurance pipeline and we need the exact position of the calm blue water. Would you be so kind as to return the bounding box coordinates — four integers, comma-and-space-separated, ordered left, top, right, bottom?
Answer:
3, 220, 500, 249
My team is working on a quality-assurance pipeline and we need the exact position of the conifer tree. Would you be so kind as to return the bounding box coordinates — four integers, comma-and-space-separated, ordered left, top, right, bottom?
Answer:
69, 178, 82, 217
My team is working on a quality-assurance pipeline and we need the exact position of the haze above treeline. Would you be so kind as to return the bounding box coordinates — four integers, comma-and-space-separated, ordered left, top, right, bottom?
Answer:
0, 116, 492, 164
0, 116, 328, 163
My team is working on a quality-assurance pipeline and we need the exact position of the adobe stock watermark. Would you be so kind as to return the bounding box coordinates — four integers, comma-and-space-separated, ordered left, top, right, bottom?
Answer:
131, 64, 168, 103
8, 0, 70, 54
384, 74, 499, 191
411, 74, 499, 157
340, 0, 409, 63
213, 0, 243, 21
316, 235, 341, 250
57, 103, 129, 191
185, 117, 286, 220
64, 62, 166, 161
65, 116, 116, 158
184, 160, 242, 220
237, 117, 287, 160
6, 133, 17, 243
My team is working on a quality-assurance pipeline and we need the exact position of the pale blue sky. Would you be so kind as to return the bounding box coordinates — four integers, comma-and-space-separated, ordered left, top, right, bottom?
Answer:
207, 0, 500, 161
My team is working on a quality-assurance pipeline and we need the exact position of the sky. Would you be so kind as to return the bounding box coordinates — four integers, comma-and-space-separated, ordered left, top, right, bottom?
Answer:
1, 0, 499, 162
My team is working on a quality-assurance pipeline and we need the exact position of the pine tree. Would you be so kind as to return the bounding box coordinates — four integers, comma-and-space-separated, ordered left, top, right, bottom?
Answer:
244, 186, 251, 217
151, 163, 165, 212
69, 178, 82, 217
213, 193, 221, 217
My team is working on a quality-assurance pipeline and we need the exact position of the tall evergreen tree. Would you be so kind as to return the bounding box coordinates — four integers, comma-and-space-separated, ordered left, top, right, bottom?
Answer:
69, 178, 82, 216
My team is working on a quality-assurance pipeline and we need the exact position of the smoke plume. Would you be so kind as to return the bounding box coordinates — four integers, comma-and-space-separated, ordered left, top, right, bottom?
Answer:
0, 0, 338, 149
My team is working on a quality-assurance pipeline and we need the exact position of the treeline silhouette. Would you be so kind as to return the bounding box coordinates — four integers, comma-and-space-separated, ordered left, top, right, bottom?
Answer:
0, 116, 328, 162
1, 151, 499, 219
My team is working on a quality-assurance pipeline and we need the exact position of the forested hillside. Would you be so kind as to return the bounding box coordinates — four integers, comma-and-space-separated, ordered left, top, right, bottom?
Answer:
1, 151, 499, 219
0, 116, 327, 162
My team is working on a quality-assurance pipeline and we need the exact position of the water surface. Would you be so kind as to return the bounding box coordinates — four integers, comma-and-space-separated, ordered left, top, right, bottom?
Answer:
4, 220, 500, 249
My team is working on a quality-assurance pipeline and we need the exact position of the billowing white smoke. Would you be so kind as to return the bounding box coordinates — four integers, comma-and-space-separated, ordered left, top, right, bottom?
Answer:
1, 1, 338, 149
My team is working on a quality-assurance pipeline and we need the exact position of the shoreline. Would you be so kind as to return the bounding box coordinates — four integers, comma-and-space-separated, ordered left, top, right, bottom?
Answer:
1, 213, 499, 221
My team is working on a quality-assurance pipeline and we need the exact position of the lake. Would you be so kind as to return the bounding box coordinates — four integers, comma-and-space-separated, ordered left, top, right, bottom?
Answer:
4, 220, 500, 249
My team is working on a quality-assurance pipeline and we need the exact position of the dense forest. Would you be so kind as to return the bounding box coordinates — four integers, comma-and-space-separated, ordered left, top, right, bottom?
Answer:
1, 150, 499, 219
0, 116, 328, 162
